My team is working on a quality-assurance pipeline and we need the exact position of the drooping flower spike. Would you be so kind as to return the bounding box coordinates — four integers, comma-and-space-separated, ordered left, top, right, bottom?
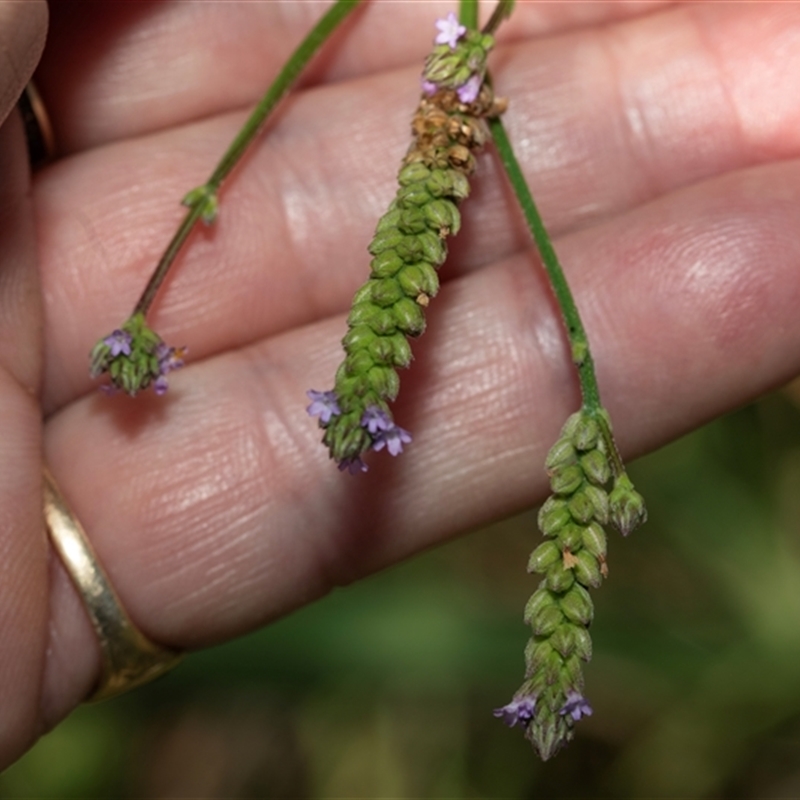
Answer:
309, 14, 506, 470
90, 312, 186, 396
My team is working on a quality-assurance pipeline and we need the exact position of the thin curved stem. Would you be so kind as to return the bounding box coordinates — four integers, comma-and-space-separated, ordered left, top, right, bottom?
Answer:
134, 0, 361, 317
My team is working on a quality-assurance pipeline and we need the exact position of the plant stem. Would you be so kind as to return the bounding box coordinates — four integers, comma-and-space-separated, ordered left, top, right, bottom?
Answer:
134, 0, 361, 317
488, 115, 602, 414
459, 0, 479, 29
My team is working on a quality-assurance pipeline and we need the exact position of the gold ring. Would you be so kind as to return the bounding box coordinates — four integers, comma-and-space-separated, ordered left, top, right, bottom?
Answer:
43, 468, 183, 702
19, 81, 55, 168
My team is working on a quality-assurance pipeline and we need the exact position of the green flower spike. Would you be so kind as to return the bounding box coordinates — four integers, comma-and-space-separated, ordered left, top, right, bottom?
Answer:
309, 16, 507, 470
90, 313, 186, 396
483, 1, 647, 756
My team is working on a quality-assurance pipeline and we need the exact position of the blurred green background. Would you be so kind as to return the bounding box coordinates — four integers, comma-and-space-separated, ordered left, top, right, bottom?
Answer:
6, 388, 800, 797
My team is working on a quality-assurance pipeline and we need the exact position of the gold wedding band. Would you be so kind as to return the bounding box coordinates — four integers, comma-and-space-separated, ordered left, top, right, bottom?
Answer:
43, 468, 183, 702
19, 81, 55, 168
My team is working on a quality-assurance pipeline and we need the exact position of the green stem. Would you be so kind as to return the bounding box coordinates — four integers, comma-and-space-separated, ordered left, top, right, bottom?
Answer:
482, 0, 515, 35
488, 115, 601, 412
459, 0, 479, 29
134, 0, 361, 317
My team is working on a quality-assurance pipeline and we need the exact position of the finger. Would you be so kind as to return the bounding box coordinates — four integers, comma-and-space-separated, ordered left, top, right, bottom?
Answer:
36, 0, 672, 153
0, 0, 47, 126
0, 114, 50, 766
37, 2, 800, 410
42, 158, 800, 727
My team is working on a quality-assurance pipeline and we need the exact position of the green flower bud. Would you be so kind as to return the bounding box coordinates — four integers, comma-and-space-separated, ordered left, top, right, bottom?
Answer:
573, 550, 603, 589
344, 348, 373, 376
571, 415, 600, 451
560, 584, 594, 626
367, 337, 397, 366
341, 325, 377, 352
580, 522, 607, 560
567, 490, 595, 524
549, 624, 577, 658
375, 207, 402, 233
524, 638, 553, 676
368, 226, 405, 256
397, 162, 431, 186
398, 262, 439, 299
397, 207, 429, 234
557, 523, 584, 551
395, 234, 425, 263
545, 561, 575, 593
396, 182, 432, 208
423, 46, 463, 84
367, 366, 400, 399
530, 604, 564, 637
386, 333, 412, 368
393, 298, 426, 336
523, 585, 556, 625
527, 541, 561, 574
580, 448, 611, 485
369, 278, 404, 307
417, 229, 447, 265
423, 198, 461, 235
347, 303, 396, 336
563, 654, 583, 687
550, 465, 584, 496
370, 250, 405, 278
543, 650, 564, 685
538, 497, 571, 537
426, 168, 470, 200
545, 438, 577, 471
573, 627, 593, 661
583, 484, 610, 524
609, 473, 648, 536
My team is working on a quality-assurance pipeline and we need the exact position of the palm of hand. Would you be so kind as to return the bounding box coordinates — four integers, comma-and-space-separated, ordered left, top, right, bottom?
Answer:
1, 0, 798, 768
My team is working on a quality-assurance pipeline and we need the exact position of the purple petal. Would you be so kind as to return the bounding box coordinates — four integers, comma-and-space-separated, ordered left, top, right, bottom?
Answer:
337, 456, 368, 474
372, 424, 412, 456
493, 697, 536, 728
434, 11, 466, 49
559, 691, 593, 722
103, 329, 132, 358
421, 78, 439, 96
153, 375, 169, 396
361, 406, 392, 435
456, 73, 482, 104
306, 389, 341, 424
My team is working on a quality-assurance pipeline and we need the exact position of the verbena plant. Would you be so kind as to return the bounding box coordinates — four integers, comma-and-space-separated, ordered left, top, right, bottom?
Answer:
88, 0, 646, 761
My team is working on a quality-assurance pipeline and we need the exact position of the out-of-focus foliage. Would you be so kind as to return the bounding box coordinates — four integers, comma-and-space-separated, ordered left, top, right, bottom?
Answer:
5, 388, 800, 797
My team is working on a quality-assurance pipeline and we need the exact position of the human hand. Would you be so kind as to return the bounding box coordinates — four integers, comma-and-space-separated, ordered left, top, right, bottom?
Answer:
13, 0, 800, 770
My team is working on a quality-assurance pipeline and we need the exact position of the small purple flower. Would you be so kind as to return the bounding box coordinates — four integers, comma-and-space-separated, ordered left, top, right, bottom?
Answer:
372, 423, 412, 457
156, 343, 186, 374
421, 78, 439, 96
494, 696, 536, 728
338, 456, 368, 474
153, 375, 169, 396
456, 73, 482, 104
559, 691, 593, 722
152, 343, 187, 395
435, 12, 466, 49
103, 329, 132, 358
361, 406, 392, 435
306, 390, 341, 424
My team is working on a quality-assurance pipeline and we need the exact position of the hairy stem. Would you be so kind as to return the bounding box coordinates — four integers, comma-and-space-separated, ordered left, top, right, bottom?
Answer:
134, 0, 361, 317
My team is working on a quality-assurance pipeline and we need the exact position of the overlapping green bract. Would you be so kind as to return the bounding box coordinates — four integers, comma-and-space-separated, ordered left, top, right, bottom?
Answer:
500, 409, 646, 760
89, 311, 185, 396
314, 41, 504, 467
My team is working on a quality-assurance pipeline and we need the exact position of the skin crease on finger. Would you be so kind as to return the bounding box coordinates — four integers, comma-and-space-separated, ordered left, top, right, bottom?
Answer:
36, 0, 675, 153
34, 2, 800, 413
29, 0, 800, 762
